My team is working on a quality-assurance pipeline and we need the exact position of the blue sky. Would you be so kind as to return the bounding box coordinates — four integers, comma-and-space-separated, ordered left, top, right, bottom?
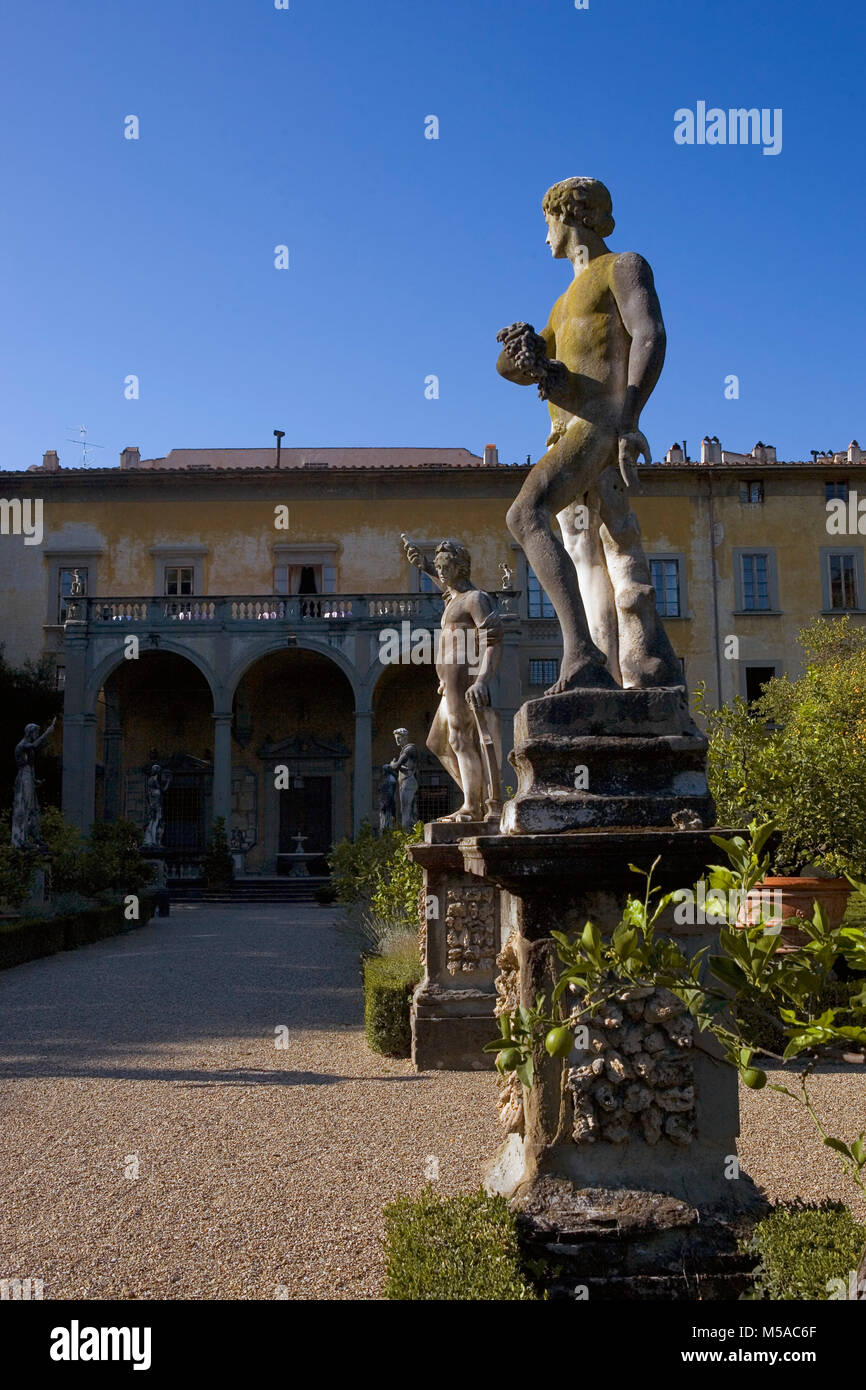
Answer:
1, 0, 863, 471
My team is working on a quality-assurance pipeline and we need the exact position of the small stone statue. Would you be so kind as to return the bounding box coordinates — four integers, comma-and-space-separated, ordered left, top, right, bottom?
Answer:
495, 176, 683, 694
11, 719, 57, 848
401, 536, 503, 822
378, 762, 398, 832
389, 729, 419, 830
65, 568, 85, 621
143, 763, 172, 848
500, 562, 512, 590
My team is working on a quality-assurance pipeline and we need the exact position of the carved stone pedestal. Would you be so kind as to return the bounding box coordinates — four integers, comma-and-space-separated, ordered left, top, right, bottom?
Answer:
501, 687, 714, 835
459, 826, 764, 1287
409, 822, 503, 1071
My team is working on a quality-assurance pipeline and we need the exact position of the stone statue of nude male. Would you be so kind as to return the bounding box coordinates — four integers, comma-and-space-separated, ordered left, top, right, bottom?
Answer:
401, 536, 503, 822
496, 176, 683, 694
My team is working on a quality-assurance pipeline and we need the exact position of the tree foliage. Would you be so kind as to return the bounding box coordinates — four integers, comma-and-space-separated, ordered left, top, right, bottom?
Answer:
697, 617, 866, 875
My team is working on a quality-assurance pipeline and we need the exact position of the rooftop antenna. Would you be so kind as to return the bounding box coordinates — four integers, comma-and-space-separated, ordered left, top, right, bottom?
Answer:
65, 425, 105, 469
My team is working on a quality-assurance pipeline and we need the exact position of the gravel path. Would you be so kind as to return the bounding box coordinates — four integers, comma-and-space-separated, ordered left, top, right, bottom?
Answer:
0, 904, 863, 1301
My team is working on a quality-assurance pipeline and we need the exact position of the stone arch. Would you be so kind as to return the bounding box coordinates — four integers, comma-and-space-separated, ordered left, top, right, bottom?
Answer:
85, 641, 221, 712
225, 636, 362, 709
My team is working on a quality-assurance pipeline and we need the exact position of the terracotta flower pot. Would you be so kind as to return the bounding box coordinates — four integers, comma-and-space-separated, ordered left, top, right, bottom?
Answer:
738, 877, 852, 949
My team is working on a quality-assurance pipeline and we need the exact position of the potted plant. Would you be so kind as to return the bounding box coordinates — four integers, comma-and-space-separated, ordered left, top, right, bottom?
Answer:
696, 617, 866, 940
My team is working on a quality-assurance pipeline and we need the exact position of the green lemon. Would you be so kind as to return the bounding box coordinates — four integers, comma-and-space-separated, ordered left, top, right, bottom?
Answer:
496, 1047, 522, 1073
742, 1067, 767, 1090
545, 1027, 574, 1058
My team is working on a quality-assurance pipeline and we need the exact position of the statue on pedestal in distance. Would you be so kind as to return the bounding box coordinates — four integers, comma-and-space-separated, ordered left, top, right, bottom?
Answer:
389, 729, 419, 830
401, 536, 502, 822
11, 720, 57, 848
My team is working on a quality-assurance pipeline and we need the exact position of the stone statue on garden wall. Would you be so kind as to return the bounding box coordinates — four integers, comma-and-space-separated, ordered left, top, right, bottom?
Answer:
401, 536, 503, 822
388, 731, 418, 830
11, 719, 57, 849
496, 175, 683, 694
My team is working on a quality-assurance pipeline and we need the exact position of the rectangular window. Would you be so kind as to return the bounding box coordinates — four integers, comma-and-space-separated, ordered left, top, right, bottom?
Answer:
829, 553, 859, 610
58, 566, 88, 622
529, 659, 558, 687
164, 566, 194, 596
274, 564, 337, 595
419, 569, 437, 594
55, 664, 66, 691
745, 666, 777, 703
741, 553, 771, 611
739, 480, 764, 504
650, 558, 680, 617
527, 567, 555, 618
826, 479, 849, 501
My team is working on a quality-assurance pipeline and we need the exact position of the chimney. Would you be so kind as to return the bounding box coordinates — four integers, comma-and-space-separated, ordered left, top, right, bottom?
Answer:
42, 449, 60, 472
483, 443, 499, 467
848, 440, 862, 464
120, 445, 141, 470
700, 436, 722, 464
665, 443, 684, 464
751, 441, 777, 464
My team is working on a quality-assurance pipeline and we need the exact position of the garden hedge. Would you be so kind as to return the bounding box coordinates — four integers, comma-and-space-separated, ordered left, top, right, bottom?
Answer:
383, 1187, 538, 1300
746, 1201, 866, 1300
0, 894, 156, 972
363, 952, 421, 1056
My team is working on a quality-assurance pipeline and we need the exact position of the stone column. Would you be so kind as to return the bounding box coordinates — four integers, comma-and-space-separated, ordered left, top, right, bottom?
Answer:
61, 714, 98, 832
353, 706, 373, 835
102, 693, 124, 821
61, 620, 97, 832
211, 712, 233, 825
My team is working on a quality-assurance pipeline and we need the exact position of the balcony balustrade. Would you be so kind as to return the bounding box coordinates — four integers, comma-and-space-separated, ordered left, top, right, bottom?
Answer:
65, 592, 464, 629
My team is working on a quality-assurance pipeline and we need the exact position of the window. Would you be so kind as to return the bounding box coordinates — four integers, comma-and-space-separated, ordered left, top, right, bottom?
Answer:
529, 659, 558, 687
419, 569, 438, 594
739, 479, 764, 504
164, 566, 194, 597
745, 665, 777, 703
829, 553, 859, 610
826, 479, 849, 501
650, 558, 680, 617
527, 567, 554, 618
58, 566, 88, 622
741, 553, 771, 611
274, 564, 336, 595
55, 664, 66, 691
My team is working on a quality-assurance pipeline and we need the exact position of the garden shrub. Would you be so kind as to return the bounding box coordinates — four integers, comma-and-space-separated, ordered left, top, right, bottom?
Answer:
745, 1201, 866, 1300
697, 616, 866, 876
329, 819, 421, 913
0, 895, 155, 971
383, 1187, 537, 1300
364, 950, 422, 1056
80, 819, 152, 896
203, 817, 233, 886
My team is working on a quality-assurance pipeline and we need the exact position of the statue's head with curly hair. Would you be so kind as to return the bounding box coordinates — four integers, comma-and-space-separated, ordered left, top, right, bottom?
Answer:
542, 177, 615, 240
434, 539, 472, 585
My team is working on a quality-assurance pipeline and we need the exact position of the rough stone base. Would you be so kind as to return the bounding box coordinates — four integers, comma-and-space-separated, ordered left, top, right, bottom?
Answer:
512, 1178, 760, 1301
502, 686, 715, 835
